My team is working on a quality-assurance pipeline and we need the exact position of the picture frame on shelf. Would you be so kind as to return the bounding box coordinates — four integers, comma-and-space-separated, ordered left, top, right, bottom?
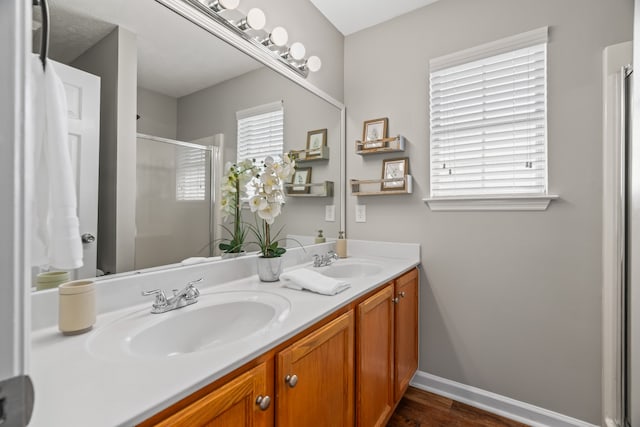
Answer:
306, 128, 327, 158
290, 167, 312, 194
381, 157, 409, 191
362, 117, 388, 148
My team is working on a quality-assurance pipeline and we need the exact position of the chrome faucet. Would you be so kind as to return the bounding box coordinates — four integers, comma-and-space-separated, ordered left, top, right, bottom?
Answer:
313, 251, 339, 267
142, 278, 202, 314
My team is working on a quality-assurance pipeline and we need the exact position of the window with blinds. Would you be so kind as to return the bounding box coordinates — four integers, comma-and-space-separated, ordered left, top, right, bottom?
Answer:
429, 32, 548, 199
237, 101, 284, 163
176, 147, 207, 201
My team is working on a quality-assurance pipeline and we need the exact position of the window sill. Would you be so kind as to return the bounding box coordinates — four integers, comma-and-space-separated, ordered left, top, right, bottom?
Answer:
423, 194, 559, 211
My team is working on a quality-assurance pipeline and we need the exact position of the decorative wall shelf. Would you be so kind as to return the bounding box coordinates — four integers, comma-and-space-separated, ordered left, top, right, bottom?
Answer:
350, 175, 413, 196
285, 181, 334, 197
355, 135, 406, 155
288, 146, 330, 163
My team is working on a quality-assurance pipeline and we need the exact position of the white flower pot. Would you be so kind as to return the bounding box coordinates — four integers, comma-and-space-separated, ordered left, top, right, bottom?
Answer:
257, 256, 283, 282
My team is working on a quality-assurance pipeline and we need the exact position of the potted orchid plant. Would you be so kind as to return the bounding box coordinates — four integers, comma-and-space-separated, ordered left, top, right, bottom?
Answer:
219, 159, 260, 256
248, 154, 296, 281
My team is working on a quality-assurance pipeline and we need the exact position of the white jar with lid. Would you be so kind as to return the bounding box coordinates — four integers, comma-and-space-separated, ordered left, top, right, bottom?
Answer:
58, 280, 96, 335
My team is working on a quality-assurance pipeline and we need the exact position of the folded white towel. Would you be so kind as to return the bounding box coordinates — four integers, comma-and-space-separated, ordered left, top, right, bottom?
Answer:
280, 268, 351, 296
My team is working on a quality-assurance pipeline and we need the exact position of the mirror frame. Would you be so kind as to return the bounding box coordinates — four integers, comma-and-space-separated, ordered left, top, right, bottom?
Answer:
156, 0, 347, 230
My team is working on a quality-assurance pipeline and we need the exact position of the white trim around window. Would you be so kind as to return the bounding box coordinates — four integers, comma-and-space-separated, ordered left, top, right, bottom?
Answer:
423, 194, 558, 211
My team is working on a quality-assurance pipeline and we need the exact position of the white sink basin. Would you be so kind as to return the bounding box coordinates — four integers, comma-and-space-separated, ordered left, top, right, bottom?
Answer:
318, 259, 382, 279
87, 291, 290, 360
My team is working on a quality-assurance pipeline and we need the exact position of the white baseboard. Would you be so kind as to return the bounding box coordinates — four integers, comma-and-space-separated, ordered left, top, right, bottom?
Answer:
410, 371, 599, 427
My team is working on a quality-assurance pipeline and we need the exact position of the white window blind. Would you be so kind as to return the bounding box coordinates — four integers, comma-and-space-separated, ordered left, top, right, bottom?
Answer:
429, 31, 548, 198
176, 147, 206, 201
237, 101, 284, 163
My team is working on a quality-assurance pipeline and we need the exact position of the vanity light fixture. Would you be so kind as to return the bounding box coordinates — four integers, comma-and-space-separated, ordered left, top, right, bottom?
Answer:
262, 26, 288, 48
304, 55, 322, 73
237, 8, 266, 31
283, 42, 306, 61
207, 0, 239, 12
187, 0, 321, 77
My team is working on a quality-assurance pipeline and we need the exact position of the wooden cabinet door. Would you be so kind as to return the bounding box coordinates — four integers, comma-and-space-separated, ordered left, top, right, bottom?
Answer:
356, 283, 395, 427
276, 311, 354, 427
394, 268, 419, 401
154, 361, 273, 427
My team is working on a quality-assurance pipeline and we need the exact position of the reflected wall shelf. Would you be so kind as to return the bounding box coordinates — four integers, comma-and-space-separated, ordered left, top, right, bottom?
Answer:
355, 135, 405, 155
285, 181, 334, 197
350, 175, 413, 196
288, 146, 330, 163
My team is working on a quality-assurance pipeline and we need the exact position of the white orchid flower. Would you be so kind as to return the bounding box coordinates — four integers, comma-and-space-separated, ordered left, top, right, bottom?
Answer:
257, 202, 282, 225
249, 195, 268, 213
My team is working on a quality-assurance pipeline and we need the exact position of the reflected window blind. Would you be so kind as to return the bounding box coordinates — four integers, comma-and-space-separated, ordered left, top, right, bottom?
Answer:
429, 41, 548, 198
176, 147, 206, 201
237, 101, 284, 163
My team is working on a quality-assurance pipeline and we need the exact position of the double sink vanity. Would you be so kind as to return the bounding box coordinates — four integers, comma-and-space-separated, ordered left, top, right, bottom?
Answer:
30, 240, 420, 426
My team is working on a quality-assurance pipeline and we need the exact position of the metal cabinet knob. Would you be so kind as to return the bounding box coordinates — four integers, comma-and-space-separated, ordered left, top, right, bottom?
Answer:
255, 395, 271, 410
392, 297, 399, 304
284, 374, 298, 388
81, 233, 96, 244
398, 291, 406, 298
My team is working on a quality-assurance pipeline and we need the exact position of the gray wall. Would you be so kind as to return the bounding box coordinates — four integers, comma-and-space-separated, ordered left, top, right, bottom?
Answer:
343, 0, 633, 423
136, 87, 178, 140
72, 27, 137, 275
177, 67, 342, 240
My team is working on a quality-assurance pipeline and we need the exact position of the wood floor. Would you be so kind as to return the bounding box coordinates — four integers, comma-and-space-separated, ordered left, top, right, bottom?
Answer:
387, 387, 529, 427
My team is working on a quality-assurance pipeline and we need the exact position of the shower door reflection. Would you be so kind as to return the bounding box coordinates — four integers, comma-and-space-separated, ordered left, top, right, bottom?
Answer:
135, 134, 217, 270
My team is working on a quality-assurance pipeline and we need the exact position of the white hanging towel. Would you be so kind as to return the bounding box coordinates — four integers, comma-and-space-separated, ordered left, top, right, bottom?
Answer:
30, 56, 83, 270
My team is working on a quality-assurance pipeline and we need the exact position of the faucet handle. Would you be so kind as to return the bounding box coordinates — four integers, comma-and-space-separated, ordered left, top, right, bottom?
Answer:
187, 278, 203, 287
185, 278, 202, 300
142, 289, 167, 307
185, 285, 200, 300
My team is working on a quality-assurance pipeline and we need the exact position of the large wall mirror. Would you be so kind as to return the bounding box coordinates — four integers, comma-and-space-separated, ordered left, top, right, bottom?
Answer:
34, 0, 344, 287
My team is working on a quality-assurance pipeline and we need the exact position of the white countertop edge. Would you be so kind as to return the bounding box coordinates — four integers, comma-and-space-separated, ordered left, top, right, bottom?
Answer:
30, 242, 420, 427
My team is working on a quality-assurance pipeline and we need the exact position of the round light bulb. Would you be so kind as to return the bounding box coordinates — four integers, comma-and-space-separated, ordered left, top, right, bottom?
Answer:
270, 26, 288, 47
208, 0, 239, 11
306, 55, 322, 72
245, 8, 266, 30
289, 42, 306, 61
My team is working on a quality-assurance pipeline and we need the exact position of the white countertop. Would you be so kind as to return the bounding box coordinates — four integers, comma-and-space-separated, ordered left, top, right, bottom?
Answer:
29, 240, 420, 427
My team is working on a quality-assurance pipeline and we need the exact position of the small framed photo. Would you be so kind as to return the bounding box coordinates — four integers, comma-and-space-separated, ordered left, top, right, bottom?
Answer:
381, 157, 409, 191
290, 167, 312, 194
306, 129, 327, 157
362, 117, 388, 148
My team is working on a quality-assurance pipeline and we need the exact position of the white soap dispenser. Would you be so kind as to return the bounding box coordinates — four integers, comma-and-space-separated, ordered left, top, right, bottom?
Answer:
315, 229, 326, 244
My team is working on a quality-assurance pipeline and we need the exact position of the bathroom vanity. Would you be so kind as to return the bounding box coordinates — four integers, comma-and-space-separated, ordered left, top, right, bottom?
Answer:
142, 268, 418, 427
29, 240, 420, 426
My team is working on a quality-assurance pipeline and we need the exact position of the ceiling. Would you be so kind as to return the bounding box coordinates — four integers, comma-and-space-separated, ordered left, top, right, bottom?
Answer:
309, 0, 440, 36
41, 0, 262, 98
